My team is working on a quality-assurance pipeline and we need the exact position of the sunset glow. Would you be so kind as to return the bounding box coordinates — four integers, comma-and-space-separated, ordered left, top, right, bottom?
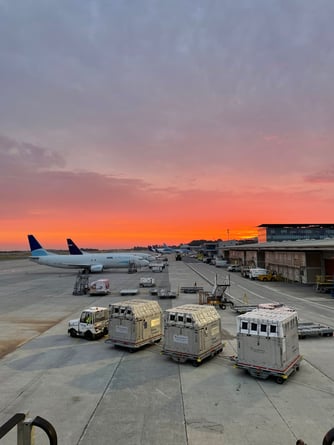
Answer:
1, 2, 334, 251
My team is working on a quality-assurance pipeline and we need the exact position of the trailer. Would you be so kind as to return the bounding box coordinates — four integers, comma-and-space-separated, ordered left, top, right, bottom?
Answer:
232, 302, 285, 314
107, 299, 163, 350
232, 305, 258, 314
298, 322, 334, 339
235, 306, 302, 383
120, 289, 138, 296
162, 304, 223, 366
180, 286, 204, 294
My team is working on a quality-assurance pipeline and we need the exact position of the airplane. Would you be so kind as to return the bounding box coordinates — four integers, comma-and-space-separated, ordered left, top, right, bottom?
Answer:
66, 238, 157, 263
27, 235, 149, 273
148, 244, 192, 254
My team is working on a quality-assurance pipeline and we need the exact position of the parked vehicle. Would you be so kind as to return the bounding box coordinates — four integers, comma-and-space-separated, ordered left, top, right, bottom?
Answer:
249, 268, 268, 280
139, 277, 156, 287
240, 266, 251, 278
227, 264, 241, 272
215, 259, 228, 267
257, 271, 283, 282
68, 307, 109, 340
89, 278, 110, 295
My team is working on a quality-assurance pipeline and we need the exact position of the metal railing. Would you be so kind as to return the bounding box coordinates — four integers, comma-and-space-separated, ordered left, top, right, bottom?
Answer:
0, 412, 57, 445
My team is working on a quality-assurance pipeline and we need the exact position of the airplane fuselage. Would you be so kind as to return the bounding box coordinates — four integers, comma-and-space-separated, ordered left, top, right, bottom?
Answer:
30, 253, 149, 271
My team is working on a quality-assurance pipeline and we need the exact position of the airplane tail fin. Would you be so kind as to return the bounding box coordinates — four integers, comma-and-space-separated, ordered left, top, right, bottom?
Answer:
67, 238, 83, 255
27, 234, 51, 256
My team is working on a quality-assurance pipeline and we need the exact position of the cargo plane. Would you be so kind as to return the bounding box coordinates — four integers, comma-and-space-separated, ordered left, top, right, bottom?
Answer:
66, 238, 157, 263
28, 235, 149, 273
148, 244, 192, 254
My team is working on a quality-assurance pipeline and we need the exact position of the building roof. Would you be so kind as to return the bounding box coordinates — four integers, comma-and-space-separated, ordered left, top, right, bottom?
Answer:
230, 238, 334, 251
258, 223, 334, 228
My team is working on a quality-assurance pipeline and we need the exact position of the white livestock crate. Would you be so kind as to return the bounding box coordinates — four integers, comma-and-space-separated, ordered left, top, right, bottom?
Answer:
162, 304, 223, 366
235, 307, 302, 383
108, 299, 163, 350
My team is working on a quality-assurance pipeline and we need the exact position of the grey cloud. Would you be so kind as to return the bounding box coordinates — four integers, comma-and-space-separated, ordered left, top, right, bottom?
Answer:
0, 0, 334, 175
0, 134, 65, 171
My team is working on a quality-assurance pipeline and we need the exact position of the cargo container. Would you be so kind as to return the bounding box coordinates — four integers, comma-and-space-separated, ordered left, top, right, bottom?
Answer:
162, 304, 223, 366
235, 307, 302, 383
108, 299, 163, 350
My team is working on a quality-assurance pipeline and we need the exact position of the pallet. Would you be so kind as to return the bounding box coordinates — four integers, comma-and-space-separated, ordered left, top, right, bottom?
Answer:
180, 286, 204, 294
298, 322, 334, 339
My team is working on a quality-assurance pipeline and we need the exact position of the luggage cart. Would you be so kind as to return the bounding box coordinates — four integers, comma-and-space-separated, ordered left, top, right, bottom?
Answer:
298, 322, 334, 339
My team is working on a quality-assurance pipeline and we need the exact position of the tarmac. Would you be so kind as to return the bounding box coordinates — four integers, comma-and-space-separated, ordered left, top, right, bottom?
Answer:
0, 255, 334, 445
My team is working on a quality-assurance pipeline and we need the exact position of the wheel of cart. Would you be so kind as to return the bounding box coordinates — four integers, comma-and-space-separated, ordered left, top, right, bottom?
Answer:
275, 376, 285, 384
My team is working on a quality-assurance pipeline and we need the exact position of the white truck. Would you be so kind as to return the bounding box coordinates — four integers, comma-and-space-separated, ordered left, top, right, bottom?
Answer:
139, 277, 156, 287
68, 306, 109, 340
89, 278, 110, 295
249, 268, 268, 280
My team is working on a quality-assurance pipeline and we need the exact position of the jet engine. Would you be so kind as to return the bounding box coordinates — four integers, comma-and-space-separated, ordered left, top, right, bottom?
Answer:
90, 264, 104, 273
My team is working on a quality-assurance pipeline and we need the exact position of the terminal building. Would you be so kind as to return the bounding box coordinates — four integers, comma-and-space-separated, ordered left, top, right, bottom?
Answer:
218, 224, 334, 286
257, 224, 334, 243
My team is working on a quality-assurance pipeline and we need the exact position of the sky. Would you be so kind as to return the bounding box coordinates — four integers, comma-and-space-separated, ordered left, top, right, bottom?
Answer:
1, 0, 334, 250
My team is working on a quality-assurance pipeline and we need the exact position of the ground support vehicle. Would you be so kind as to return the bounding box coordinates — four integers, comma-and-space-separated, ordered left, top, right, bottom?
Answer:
235, 306, 301, 383
227, 264, 241, 272
73, 270, 89, 295
257, 271, 283, 282
315, 275, 334, 293
107, 299, 163, 350
89, 278, 110, 295
157, 288, 177, 299
198, 274, 233, 309
68, 306, 109, 340
240, 266, 252, 278
198, 291, 234, 310
162, 304, 223, 366
298, 322, 334, 339
249, 268, 268, 280
139, 277, 156, 287
215, 259, 228, 267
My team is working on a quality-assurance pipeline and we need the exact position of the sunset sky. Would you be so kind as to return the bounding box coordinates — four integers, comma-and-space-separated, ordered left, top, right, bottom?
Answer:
1, 1, 334, 250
